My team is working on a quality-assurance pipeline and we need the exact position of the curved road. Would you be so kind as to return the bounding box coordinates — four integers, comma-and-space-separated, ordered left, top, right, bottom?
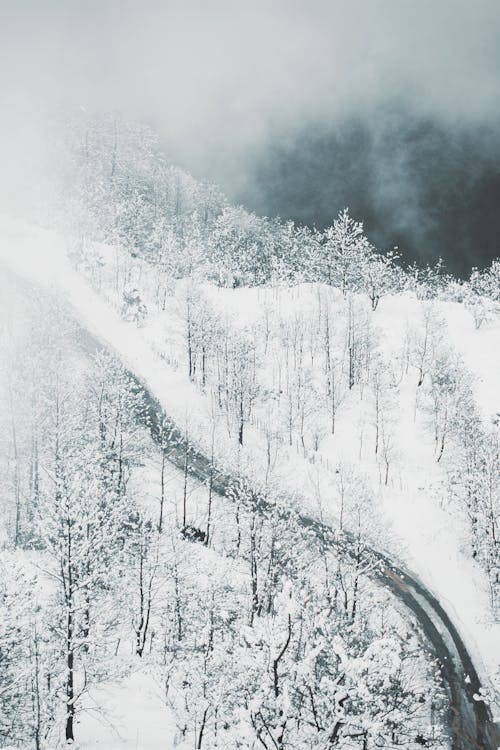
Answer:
3, 266, 498, 749
114, 352, 497, 750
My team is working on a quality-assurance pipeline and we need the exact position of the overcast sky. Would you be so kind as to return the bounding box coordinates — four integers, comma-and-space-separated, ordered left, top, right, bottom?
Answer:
1, 0, 499, 272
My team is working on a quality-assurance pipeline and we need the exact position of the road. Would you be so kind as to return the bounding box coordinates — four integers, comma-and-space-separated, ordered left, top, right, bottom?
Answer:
3, 265, 498, 749
78, 321, 494, 750
119, 343, 500, 750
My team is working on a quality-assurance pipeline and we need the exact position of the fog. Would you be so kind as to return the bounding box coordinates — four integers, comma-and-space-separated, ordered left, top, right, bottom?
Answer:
1, 0, 499, 273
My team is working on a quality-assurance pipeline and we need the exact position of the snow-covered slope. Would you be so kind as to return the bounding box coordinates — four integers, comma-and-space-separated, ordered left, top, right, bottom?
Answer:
1, 216, 498, 706
77, 673, 175, 750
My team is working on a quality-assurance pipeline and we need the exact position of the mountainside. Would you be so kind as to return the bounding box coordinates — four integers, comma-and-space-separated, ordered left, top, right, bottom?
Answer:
0, 117, 498, 749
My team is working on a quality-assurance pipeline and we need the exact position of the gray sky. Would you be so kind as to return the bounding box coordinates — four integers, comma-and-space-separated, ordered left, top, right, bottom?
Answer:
1, 1, 500, 270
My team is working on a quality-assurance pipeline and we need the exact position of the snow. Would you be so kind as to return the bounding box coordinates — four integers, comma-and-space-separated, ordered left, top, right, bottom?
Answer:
77, 672, 175, 750
1, 215, 499, 714
372, 295, 500, 684
0, 218, 203, 433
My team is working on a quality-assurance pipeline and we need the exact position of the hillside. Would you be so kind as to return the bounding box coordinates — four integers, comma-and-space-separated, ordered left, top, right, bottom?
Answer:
0, 117, 498, 749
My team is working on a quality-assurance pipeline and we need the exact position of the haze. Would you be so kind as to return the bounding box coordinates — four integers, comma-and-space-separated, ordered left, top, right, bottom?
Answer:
1, 0, 499, 273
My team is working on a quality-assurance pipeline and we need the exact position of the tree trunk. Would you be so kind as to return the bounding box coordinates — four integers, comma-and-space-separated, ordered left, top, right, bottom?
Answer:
238, 394, 244, 446
66, 597, 75, 741
197, 707, 209, 749
159, 448, 166, 533
182, 449, 188, 531
205, 465, 213, 546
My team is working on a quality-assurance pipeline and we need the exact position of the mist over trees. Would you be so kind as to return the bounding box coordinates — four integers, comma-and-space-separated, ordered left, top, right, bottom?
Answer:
59, 114, 499, 298
240, 112, 500, 277
59, 113, 500, 614
0, 113, 498, 748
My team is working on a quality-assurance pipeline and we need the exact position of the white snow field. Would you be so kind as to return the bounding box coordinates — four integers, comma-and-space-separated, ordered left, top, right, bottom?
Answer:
1, 216, 499, 739
77, 672, 176, 750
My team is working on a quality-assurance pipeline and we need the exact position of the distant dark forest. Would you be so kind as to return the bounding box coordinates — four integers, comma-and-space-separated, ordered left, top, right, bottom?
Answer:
240, 109, 500, 277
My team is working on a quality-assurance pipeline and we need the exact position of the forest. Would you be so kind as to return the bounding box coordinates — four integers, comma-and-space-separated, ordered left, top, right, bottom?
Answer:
0, 115, 498, 749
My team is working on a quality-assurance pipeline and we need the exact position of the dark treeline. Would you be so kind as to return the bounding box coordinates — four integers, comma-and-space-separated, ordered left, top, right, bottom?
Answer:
60, 114, 499, 309
241, 111, 500, 277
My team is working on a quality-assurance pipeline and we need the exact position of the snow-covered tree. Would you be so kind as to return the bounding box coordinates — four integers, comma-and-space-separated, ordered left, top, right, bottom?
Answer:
316, 209, 371, 294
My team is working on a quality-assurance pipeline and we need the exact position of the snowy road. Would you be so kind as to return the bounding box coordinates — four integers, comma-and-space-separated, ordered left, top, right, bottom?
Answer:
111, 351, 500, 750
3, 258, 499, 750
75, 315, 500, 750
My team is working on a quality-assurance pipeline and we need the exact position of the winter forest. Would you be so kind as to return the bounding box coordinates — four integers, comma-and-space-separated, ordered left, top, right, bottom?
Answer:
0, 111, 499, 750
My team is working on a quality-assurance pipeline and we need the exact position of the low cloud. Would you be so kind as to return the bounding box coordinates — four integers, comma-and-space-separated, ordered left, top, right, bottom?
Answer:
1, 0, 499, 270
